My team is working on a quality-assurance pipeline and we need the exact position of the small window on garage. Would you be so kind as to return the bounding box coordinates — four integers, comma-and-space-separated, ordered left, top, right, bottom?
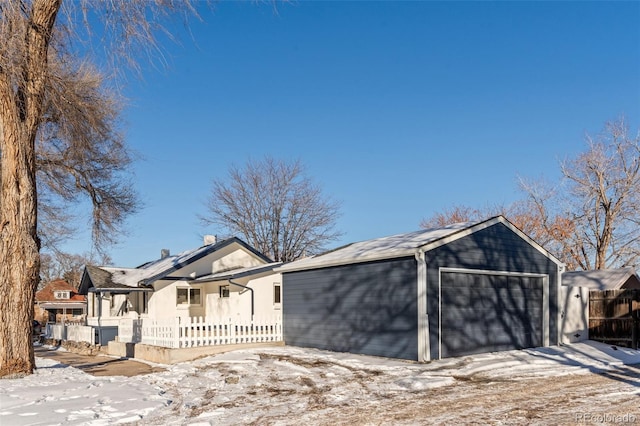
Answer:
274, 283, 281, 305
219, 285, 230, 298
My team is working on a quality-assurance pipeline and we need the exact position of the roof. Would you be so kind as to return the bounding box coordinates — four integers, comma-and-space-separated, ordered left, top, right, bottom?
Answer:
276, 216, 563, 273
81, 265, 149, 293
36, 302, 86, 310
562, 268, 640, 290
36, 280, 86, 303
79, 237, 274, 293
193, 262, 282, 282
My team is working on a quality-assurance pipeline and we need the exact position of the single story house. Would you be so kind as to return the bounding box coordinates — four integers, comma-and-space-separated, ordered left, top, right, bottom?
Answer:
35, 279, 86, 324
78, 236, 282, 344
277, 216, 565, 361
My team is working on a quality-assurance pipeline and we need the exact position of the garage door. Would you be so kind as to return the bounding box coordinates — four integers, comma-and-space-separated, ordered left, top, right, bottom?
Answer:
440, 272, 544, 358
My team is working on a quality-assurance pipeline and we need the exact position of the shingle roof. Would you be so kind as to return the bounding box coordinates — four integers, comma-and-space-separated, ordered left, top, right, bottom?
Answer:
35, 279, 86, 302
79, 237, 273, 293
83, 265, 144, 291
277, 215, 563, 273
276, 221, 475, 272
562, 268, 640, 290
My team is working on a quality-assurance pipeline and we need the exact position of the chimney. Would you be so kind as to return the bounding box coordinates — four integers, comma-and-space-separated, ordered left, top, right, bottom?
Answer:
204, 235, 217, 246
160, 249, 170, 259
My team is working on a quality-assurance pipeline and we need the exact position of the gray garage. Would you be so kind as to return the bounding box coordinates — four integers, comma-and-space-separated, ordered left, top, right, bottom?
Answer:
278, 216, 564, 361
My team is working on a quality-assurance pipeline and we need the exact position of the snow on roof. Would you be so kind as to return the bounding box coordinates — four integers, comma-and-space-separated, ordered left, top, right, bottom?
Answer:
562, 268, 640, 290
83, 237, 274, 290
277, 220, 478, 272
84, 244, 216, 289
194, 262, 282, 282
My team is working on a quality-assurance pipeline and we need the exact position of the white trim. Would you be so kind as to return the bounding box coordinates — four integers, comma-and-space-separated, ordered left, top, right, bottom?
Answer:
543, 275, 550, 346
176, 285, 203, 307
273, 282, 282, 309
415, 251, 429, 362
438, 267, 549, 360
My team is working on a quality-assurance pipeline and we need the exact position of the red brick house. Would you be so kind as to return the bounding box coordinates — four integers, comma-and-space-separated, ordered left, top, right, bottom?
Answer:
35, 279, 86, 324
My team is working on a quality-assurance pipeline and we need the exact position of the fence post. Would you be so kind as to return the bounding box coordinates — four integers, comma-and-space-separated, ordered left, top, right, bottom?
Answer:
633, 290, 639, 350
229, 317, 236, 344
174, 316, 180, 349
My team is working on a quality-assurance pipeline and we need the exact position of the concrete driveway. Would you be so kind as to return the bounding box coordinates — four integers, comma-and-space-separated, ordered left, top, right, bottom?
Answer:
34, 345, 165, 377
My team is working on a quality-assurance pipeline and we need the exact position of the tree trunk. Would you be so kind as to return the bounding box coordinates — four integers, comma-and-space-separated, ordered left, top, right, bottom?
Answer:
0, 0, 60, 377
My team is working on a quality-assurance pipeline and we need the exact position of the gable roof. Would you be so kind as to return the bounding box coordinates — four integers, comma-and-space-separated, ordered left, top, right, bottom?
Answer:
193, 262, 282, 283
79, 237, 273, 293
276, 216, 563, 273
562, 268, 640, 290
36, 279, 86, 302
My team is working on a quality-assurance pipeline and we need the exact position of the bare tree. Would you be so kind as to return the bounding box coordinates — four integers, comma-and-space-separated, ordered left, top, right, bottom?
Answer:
425, 118, 640, 271
0, 0, 197, 377
520, 117, 640, 270
201, 157, 343, 262
40, 251, 112, 289
419, 205, 487, 228
419, 200, 578, 267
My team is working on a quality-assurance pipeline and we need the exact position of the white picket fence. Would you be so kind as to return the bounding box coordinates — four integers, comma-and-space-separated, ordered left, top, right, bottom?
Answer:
118, 316, 283, 349
45, 323, 95, 344
46, 323, 66, 340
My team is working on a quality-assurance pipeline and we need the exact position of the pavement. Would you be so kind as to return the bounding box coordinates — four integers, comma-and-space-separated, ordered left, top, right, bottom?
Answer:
34, 345, 165, 377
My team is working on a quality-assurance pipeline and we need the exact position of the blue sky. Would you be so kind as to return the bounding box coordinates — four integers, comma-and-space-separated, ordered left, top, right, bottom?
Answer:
60, 1, 640, 267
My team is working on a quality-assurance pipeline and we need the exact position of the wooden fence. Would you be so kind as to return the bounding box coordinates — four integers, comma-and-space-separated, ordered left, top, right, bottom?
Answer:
589, 289, 640, 349
118, 316, 283, 349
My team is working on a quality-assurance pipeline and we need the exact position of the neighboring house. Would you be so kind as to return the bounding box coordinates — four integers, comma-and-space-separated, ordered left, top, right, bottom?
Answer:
277, 216, 564, 361
562, 268, 640, 290
35, 279, 86, 324
78, 236, 282, 344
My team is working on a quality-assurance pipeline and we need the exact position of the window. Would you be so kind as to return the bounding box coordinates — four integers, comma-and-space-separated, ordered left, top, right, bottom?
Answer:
177, 288, 188, 304
54, 291, 70, 300
177, 287, 201, 306
274, 283, 281, 305
190, 288, 201, 304
142, 292, 149, 314
219, 285, 230, 298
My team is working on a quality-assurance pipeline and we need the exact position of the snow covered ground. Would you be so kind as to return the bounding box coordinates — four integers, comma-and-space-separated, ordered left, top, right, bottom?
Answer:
1, 341, 640, 425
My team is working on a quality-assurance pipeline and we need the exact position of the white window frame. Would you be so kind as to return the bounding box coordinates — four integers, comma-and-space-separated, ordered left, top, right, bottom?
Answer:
273, 283, 282, 309
219, 285, 230, 298
54, 290, 70, 300
176, 286, 203, 307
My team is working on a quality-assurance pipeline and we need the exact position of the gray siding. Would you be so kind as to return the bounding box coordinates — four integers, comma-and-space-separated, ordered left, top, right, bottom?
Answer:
425, 222, 559, 360
283, 257, 418, 360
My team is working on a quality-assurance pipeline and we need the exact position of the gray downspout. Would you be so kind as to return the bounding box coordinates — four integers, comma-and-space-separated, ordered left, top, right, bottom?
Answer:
228, 279, 254, 318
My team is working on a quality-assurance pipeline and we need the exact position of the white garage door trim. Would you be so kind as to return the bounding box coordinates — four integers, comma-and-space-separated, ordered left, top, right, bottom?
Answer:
438, 267, 549, 359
